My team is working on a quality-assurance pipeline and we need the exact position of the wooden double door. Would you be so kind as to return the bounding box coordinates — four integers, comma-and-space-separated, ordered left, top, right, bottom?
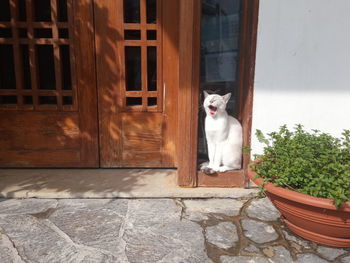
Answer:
0, 0, 178, 168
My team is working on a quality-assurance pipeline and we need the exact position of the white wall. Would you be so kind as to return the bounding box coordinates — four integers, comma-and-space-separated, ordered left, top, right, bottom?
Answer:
251, 0, 350, 155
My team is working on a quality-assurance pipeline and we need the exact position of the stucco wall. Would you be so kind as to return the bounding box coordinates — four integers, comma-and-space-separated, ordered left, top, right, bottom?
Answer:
251, 0, 350, 155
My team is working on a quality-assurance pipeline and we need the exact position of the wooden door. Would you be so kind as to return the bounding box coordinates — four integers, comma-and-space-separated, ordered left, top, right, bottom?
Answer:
95, 0, 178, 167
0, 0, 98, 167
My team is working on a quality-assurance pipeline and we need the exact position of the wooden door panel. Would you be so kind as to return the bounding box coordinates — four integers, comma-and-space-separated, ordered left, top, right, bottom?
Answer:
0, 0, 98, 167
122, 152, 162, 167
0, 112, 80, 151
122, 112, 162, 166
95, 0, 178, 167
122, 113, 162, 152
0, 151, 80, 167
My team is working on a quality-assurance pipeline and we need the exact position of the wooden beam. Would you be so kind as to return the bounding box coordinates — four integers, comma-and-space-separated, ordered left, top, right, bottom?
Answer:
73, 0, 99, 166
177, 0, 201, 187
241, 0, 260, 187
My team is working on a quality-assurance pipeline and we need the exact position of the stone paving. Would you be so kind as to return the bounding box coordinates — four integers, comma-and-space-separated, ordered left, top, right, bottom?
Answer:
0, 197, 349, 263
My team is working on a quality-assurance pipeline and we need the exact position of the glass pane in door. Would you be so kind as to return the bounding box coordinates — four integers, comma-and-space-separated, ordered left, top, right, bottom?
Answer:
124, 0, 140, 23
125, 46, 142, 91
198, 0, 242, 166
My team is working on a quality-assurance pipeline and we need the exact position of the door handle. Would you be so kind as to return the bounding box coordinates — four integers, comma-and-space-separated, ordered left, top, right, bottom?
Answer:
163, 82, 166, 112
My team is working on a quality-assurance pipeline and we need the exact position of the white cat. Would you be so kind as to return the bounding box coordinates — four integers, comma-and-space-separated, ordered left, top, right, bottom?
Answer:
201, 91, 242, 174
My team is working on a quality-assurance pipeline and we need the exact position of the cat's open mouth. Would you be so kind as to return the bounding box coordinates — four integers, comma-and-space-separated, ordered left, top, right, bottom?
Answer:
208, 105, 217, 115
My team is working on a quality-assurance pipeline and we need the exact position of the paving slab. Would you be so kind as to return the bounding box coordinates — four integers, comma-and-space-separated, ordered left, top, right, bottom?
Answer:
0, 214, 89, 263
267, 245, 293, 263
246, 197, 280, 221
241, 219, 279, 244
0, 169, 258, 199
316, 245, 347, 261
183, 199, 245, 221
221, 255, 268, 263
0, 231, 24, 263
205, 222, 238, 249
282, 229, 312, 250
0, 199, 57, 215
294, 253, 329, 263
122, 199, 212, 263
0, 197, 349, 263
244, 244, 261, 254
342, 255, 350, 263
49, 199, 129, 256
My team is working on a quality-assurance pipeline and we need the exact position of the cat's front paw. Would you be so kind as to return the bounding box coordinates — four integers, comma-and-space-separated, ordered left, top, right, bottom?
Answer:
199, 162, 209, 171
201, 164, 216, 175
202, 167, 216, 175
217, 166, 232, 173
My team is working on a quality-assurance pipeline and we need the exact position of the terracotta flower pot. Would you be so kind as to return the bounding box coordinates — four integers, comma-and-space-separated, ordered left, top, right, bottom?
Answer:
247, 162, 350, 247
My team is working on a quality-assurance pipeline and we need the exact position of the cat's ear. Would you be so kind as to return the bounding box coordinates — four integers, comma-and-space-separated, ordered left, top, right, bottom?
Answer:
222, 93, 231, 104
203, 90, 210, 98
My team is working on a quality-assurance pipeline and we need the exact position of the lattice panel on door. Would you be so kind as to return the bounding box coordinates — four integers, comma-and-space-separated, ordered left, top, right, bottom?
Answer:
122, 0, 162, 112
0, 0, 77, 111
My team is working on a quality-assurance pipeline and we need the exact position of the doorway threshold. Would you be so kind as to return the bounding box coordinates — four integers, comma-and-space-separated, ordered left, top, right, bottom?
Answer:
0, 169, 257, 199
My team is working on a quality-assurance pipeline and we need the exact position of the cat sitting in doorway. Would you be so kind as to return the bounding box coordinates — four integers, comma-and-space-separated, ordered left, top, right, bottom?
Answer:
200, 91, 242, 174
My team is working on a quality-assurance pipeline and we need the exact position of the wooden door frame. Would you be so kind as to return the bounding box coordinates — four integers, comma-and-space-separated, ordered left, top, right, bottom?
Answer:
177, 0, 260, 187
73, 0, 99, 167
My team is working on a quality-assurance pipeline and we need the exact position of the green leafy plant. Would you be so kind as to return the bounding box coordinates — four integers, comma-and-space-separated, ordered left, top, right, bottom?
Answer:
252, 125, 350, 208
